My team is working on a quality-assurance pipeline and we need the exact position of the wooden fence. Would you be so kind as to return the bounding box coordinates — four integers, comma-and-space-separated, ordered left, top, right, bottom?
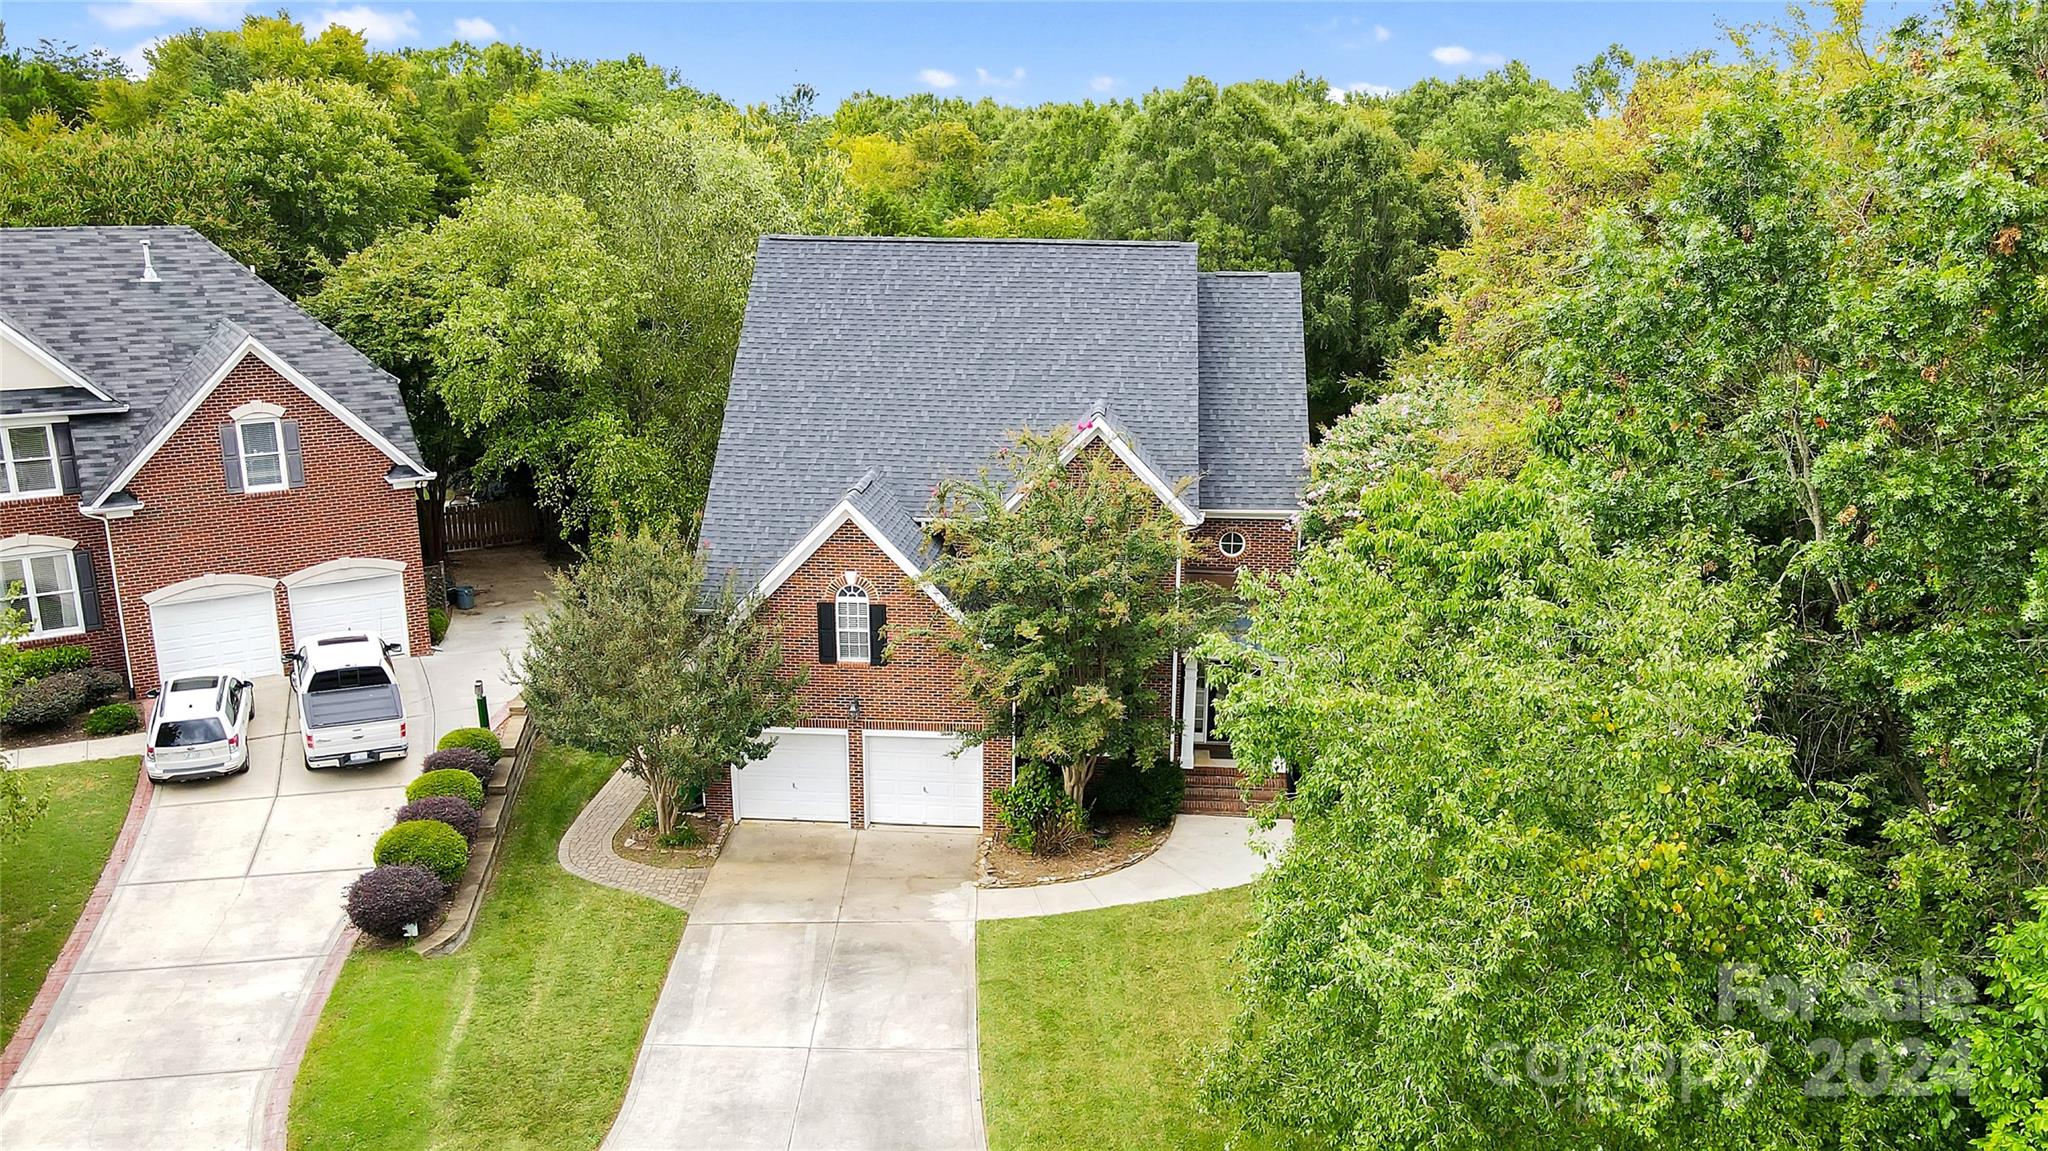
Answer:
421, 498, 541, 558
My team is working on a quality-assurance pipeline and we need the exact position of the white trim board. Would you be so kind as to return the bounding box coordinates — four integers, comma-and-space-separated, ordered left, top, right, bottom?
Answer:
281, 555, 407, 589
0, 320, 119, 403
749, 498, 959, 620
83, 337, 434, 511
1007, 415, 1202, 527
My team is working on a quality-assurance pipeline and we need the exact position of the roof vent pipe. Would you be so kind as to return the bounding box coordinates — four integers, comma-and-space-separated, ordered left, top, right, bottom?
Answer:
136, 240, 161, 284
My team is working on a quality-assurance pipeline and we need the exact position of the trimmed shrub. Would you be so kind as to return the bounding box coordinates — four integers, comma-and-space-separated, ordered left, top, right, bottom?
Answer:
992, 763, 1087, 855
1, 667, 117, 728
406, 768, 485, 810
17, 644, 91, 679
423, 746, 494, 785
83, 702, 142, 736
394, 794, 481, 844
344, 864, 447, 940
436, 726, 503, 762
374, 819, 470, 883
1091, 755, 1185, 828
427, 606, 449, 644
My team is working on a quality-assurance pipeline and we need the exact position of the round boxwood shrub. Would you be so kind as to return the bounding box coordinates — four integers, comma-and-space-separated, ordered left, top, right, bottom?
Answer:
406, 768, 485, 810
436, 726, 503, 762
423, 746, 494, 785
394, 794, 480, 844
373, 819, 470, 884
83, 702, 142, 736
344, 864, 447, 940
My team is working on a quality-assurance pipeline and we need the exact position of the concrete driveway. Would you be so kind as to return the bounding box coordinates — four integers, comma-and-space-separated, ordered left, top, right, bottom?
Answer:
0, 670, 420, 1151
414, 545, 552, 738
607, 823, 984, 1151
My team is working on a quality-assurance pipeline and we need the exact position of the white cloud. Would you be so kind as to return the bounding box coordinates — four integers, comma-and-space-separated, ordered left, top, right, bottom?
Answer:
1089, 75, 1117, 93
311, 6, 419, 44
118, 35, 167, 77
1374, 24, 1392, 43
1327, 81, 1393, 102
975, 66, 1026, 89
88, 0, 246, 31
453, 16, 496, 40
1431, 44, 1504, 68
919, 68, 958, 89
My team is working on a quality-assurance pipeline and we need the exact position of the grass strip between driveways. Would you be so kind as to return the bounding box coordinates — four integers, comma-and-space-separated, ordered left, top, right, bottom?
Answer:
0, 756, 140, 1049
287, 744, 686, 1151
977, 886, 1283, 1151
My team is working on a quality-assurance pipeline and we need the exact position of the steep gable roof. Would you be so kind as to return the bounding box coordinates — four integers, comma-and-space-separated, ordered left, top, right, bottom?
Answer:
1196, 272, 1308, 510
700, 235, 1204, 593
0, 226, 426, 499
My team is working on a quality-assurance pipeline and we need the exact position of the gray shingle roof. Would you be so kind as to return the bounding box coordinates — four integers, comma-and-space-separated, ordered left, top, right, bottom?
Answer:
699, 235, 1305, 594
0, 226, 424, 500
2, 388, 127, 416
1197, 272, 1308, 509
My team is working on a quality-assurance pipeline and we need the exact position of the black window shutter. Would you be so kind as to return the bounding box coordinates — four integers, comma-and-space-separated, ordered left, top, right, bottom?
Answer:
869, 604, 887, 666
281, 419, 305, 488
219, 427, 244, 492
73, 550, 101, 631
817, 602, 837, 664
51, 424, 78, 494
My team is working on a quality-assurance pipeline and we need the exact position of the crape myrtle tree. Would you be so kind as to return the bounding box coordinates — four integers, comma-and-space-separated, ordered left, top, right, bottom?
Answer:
519, 532, 800, 836
922, 429, 1228, 808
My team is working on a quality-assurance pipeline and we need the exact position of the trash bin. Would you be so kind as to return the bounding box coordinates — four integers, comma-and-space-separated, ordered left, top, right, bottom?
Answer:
448, 585, 476, 610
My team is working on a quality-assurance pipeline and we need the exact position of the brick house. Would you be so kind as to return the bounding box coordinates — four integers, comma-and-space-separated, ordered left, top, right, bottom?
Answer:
697, 236, 1306, 833
1, 226, 435, 695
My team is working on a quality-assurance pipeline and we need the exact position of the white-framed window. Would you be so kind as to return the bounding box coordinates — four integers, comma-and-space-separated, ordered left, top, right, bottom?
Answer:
1218, 530, 1247, 558
2, 424, 60, 498
835, 585, 871, 662
2, 550, 83, 637
237, 418, 289, 492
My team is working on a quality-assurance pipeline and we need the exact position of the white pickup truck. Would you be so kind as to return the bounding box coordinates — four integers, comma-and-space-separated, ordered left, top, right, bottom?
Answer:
287, 632, 410, 769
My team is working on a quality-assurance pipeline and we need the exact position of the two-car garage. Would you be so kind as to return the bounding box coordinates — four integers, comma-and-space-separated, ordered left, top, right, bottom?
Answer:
145, 558, 411, 683
732, 727, 984, 828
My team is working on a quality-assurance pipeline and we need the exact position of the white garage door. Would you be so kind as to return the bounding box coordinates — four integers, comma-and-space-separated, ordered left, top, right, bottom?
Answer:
289, 572, 409, 653
151, 588, 282, 683
733, 729, 849, 823
864, 732, 983, 827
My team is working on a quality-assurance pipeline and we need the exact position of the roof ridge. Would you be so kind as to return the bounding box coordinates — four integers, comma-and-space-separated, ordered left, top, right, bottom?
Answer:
758, 234, 1196, 250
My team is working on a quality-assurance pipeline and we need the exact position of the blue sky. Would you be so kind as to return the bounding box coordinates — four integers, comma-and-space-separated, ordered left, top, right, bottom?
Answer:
2, 1, 1927, 106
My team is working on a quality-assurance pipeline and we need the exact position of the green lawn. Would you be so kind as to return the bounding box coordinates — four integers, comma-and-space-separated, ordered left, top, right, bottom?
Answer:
287, 745, 686, 1151
978, 887, 1279, 1151
0, 756, 139, 1048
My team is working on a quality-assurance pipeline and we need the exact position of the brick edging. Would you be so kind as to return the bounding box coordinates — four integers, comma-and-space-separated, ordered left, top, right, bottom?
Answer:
260, 924, 357, 1151
0, 764, 154, 1091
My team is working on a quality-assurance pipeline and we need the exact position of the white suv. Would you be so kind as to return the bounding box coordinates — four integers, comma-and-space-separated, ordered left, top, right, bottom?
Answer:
144, 671, 255, 782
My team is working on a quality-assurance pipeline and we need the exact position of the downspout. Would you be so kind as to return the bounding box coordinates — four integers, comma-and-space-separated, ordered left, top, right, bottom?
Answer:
1168, 553, 1183, 766
99, 515, 135, 690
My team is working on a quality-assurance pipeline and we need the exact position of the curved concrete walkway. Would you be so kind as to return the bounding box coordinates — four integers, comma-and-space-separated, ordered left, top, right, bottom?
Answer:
974, 813, 1291, 920
559, 769, 710, 910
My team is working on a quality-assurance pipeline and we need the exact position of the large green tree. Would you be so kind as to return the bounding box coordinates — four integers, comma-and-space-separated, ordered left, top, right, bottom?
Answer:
311, 111, 795, 535
923, 431, 1224, 804
1221, 3, 2048, 1147
520, 532, 799, 835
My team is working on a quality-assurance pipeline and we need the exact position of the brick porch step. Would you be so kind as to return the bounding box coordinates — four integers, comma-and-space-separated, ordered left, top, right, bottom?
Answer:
1179, 762, 1287, 815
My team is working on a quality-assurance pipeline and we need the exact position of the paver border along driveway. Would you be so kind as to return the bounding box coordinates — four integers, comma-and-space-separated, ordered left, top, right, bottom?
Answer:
0, 672, 419, 1151
607, 823, 985, 1151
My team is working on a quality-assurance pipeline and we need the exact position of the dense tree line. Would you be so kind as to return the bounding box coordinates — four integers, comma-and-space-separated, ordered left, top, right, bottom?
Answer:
1, 13, 1579, 534
1209, 3, 2048, 1148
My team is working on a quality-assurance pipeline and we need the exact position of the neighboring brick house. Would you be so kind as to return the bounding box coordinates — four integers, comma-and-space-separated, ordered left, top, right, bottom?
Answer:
697, 236, 1306, 832
1, 226, 435, 694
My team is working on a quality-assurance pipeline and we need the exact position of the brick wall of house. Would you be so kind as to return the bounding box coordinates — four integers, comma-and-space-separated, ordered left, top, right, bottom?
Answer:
108, 352, 432, 691
1187, 516, 1298, 581
0, 493, 126, 675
